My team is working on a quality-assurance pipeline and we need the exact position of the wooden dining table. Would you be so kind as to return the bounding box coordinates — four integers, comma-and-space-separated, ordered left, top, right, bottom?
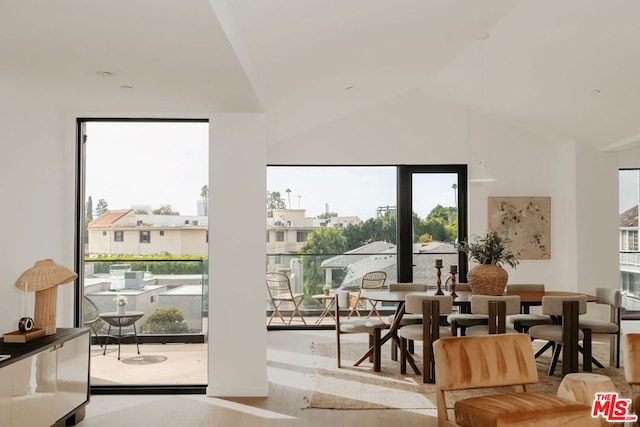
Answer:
354, 289, 598, 375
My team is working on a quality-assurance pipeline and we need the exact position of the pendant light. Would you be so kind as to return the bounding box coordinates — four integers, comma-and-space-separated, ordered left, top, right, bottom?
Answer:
469, 33, 496, 183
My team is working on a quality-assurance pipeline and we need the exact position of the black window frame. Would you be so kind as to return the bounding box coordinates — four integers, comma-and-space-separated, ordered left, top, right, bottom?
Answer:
267, 164, 468, 283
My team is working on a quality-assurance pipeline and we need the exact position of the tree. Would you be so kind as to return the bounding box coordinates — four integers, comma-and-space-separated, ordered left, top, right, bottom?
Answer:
266, 191, 286, 217
86, 196, 93, 222
152, 204, 180, 215
317, 211, 338, 219
341, 212, 397, 250
200, 185, 209, 216
84, 196, 93, 244
95, 199, 108, 217
298, 227, 347, 297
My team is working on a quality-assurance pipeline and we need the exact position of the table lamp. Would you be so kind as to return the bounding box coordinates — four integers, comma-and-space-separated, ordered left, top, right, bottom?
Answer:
14, 259, 77, 335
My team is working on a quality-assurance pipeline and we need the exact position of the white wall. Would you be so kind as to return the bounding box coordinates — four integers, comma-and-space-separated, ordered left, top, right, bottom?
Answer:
207, 113, 268, 396
0, 85, 76, 334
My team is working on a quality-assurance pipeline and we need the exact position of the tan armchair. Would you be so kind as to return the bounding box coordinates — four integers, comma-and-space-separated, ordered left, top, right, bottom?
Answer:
432, 334, 598, 426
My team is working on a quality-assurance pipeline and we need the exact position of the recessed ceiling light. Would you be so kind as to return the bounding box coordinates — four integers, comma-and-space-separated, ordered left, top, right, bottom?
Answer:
96, 71, 114, 77
120, 85, 134, 90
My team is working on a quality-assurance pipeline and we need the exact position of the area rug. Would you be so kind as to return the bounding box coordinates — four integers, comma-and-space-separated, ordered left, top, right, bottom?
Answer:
304, 339, 630, 410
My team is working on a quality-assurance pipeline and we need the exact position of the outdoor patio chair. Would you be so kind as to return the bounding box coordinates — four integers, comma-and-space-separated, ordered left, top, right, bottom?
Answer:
83, 295, 103, 347
347, 270, 386, 320
266, 272, 306, 326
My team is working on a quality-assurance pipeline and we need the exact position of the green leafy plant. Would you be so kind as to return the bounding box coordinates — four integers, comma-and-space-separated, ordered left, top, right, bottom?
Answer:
456, 231, 519, 268
141, 307, 190, 334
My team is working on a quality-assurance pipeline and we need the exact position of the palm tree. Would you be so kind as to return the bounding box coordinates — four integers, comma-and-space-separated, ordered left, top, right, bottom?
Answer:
285, 188, 291, 209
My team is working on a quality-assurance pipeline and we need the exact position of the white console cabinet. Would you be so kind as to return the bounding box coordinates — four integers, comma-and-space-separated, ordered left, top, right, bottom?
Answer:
0, 328, 90, 427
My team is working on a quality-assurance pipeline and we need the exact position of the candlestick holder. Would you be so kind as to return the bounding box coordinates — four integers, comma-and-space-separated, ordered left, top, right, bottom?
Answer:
435, 265, 444, 295
449, 272, 458, 298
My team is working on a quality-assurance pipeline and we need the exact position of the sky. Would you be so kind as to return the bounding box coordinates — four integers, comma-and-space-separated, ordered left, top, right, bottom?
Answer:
267, 167, 458, 220
85, 121, 209, 216
84, 122, 461, 220
620, 169, 639, 214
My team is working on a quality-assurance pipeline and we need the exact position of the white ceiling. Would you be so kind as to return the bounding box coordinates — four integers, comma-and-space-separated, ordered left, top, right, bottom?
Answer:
3, 0, 640, 149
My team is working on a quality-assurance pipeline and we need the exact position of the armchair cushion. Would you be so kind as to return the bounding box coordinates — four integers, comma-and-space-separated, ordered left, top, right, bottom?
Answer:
454, 392, 596, 427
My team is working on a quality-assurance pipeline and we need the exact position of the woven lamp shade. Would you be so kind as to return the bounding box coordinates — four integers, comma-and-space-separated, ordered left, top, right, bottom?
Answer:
15, 259, 77, 335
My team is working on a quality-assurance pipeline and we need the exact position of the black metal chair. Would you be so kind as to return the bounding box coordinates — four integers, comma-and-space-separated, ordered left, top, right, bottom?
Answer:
83, 295, 103, 347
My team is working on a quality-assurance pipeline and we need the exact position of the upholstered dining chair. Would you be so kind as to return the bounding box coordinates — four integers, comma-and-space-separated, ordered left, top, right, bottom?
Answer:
528, 295, 588, 375
447, 283, 488, 336
397, 294, 453, 383
83, 295, 103, 347
335, 291, 385, 370
387, 283, 428, 360
347, 270, 386, 320
578, 287, 621, 368
505, 284, 553, 333
265, 272, 306, 326
464, 295, 521, 336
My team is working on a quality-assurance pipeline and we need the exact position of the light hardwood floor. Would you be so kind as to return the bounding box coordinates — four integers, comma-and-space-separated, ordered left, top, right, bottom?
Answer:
78, 330, 440, 427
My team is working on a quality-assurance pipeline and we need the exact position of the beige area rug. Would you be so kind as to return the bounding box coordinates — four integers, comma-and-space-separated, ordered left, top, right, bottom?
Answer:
304, 339, 630, 410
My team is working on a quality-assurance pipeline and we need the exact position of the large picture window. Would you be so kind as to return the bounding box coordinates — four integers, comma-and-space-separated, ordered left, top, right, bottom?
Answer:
265, 165, 467, 327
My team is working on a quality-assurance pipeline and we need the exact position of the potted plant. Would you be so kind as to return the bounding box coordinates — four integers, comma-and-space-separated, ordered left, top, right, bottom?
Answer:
322, 284, 331, 296
456, 231, 519, 295
114, 294, 128, 315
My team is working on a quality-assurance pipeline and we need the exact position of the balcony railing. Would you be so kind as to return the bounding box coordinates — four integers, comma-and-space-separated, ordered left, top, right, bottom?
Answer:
83, 258, 208, 342
265, 251, 458, 326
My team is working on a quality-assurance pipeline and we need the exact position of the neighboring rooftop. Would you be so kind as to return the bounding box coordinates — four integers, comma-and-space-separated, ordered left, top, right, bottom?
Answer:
621, 205, 638, 228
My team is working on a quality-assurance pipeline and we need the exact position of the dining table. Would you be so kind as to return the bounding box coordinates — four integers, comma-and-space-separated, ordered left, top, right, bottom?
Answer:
354, 288, 598, 375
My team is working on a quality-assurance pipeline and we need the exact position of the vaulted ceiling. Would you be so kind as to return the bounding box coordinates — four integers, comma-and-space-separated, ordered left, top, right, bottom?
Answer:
2, 0, 640, 149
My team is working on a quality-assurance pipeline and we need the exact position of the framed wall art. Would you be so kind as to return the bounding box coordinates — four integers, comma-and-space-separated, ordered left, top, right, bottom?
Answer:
487, 196, 551, 260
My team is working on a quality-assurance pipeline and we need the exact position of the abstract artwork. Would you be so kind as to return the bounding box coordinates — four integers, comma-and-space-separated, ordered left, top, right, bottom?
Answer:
488, 196, 551, 259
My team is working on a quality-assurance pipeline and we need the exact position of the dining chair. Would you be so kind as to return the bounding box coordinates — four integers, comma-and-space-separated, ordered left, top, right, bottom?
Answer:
347, 270, 386, 320
335, 291, 385, 370
505, 284, 553, 333
464, 295, 521, 336
387, 283, 428, 360
447, 283, 488, 336
528, 295, 588, 375
579, 287, 621, 368
265, 272, 306, 326
83, 295, 103, 347
398, 294, 453, 383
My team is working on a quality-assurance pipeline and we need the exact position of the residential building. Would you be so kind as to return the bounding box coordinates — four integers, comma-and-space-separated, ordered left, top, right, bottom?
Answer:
88, 210, 208, 256
266, 208, 361, 254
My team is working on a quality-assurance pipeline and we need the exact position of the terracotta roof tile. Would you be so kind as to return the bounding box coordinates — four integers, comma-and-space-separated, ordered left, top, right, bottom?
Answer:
88, 210, 132, 228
